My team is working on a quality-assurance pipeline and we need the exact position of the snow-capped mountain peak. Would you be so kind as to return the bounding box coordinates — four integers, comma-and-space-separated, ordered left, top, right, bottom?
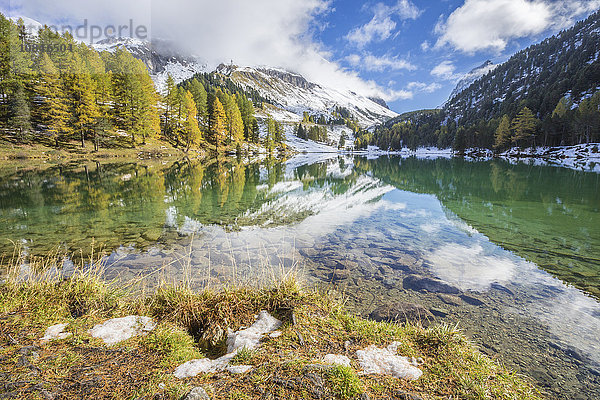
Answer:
217, 64, 398, 127
92, 37, 208, 94
447, 60, 497, 103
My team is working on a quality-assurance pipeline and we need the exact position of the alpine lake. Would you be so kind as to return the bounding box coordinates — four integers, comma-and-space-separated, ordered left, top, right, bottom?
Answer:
1, 154, 599, 399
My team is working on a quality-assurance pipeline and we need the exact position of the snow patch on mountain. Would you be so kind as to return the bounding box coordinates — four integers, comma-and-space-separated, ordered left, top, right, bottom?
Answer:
447, 60, 497, 103
152, 61, 208, 94
8, 16, 43, 36
92, 38, 207, 93
217, 64, 398, 128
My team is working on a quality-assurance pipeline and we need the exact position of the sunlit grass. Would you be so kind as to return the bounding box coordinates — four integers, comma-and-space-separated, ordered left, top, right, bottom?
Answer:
0, 245, 542, 399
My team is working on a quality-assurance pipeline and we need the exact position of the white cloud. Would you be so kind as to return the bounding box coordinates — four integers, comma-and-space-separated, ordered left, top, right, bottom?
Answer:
428, 243, 516, 291
436, 0, 600, 53
430, 60, 459, 80
345, 54, 362, 66
346, 53, 416, 72
4, 0, 411, 101
407, 81, 442, 93
346, 0, 421, 47
346, 15, 397, 48
383, 88, 414, 101
420, 41, 430, 51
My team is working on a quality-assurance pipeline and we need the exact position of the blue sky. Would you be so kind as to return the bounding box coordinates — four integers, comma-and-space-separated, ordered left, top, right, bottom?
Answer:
311, 0, 600, 112
3, 0, 600, 113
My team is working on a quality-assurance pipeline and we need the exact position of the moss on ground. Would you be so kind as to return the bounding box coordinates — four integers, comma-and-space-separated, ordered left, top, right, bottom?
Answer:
0, 259, 542, 400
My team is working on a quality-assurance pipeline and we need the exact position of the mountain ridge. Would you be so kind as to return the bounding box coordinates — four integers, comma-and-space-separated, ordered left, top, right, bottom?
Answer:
446, 60, 497, 105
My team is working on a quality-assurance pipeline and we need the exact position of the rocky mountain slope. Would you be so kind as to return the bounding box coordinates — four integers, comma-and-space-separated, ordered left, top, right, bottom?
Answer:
443, 10, 600, 123
214, 64, 398, 127
447, 60, 497, 104
91, 38, 397, 128
92, 37, 207, 94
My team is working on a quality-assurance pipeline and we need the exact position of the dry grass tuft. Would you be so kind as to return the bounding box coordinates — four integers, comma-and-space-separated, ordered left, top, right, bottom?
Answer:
0, 249, 542, 400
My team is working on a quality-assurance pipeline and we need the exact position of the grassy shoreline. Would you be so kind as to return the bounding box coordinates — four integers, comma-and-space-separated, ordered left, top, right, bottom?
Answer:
0, 256, 542, 400
0, 138, 207, 162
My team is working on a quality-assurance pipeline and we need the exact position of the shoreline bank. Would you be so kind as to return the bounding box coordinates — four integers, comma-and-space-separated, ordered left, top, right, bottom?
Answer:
0, 260, 541, 400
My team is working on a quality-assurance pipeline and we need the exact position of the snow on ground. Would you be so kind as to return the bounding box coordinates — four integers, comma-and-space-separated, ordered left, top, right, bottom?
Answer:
89, 316, 156, 345
40, 323, 72, 343
92, 37, 149, 53
359, 144, 600, 172
258, 103, 355, 154
286, 134, 338, 153
356, 342, 422, 380
357, 146, 453, 159
174, 311, 281, 378
256, 105, 303, 123
467, 143, 600, 172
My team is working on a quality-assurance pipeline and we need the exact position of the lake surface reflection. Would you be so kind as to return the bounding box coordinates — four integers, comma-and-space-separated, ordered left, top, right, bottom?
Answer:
1, 155, 599, 399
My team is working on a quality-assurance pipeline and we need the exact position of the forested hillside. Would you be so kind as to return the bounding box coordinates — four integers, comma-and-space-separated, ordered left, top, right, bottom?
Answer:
0, 14, 284, 154
359, 10, 600, 152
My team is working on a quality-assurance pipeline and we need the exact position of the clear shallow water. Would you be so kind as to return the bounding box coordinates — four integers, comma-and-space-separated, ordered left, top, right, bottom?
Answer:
1, 156, 599, 399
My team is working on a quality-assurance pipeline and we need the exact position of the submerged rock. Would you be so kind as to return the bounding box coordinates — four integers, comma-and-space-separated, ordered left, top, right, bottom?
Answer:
326, 269, 351, 282
437, 294, 462, 306
491, 283, 514, 296
460, 294, 485, 306
142, 229, 161, 242
429, 307, 449, 318
369, 302, 433, 324
403, 275, 460, 294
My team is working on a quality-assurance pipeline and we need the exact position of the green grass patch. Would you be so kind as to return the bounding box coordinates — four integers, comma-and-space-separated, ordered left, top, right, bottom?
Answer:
326, 365, 364, 399
142, 325, 204, 366
0, 253, 542, 400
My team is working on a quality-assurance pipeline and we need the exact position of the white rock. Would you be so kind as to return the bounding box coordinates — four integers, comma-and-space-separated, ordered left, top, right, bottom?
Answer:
183, 386, 210, 400
174, 310, 281, 379
226, 310, 282, 353
226, 365, 253, 374
89, 316, 156, 345
174, 355, 232, 378
269, 331, 282, 338
322, 354, 351, 367
40, 323, 72, 343
356, 342, 422, 380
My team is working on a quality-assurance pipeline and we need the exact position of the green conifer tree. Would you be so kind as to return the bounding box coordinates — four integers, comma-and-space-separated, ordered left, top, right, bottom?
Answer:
265, 117, 276, 153
511, 107, 537, 148
187, 78, 208, 130
9, 81, 31, 139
